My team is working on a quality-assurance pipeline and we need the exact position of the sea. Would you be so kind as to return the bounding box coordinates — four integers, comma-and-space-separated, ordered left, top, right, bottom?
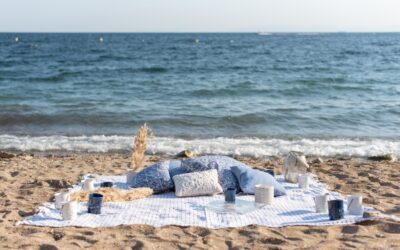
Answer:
0, 33, 399, 157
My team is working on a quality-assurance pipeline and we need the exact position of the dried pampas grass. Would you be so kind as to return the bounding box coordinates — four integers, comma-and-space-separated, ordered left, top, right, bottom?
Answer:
131, 123, 154, 171
70, 187, 153, 202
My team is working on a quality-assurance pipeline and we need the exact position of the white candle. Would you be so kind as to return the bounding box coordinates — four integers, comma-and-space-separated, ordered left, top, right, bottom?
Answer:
255, 185, 274, 205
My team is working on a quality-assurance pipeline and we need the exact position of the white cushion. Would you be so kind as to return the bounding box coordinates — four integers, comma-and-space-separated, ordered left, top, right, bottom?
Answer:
173, 169, 223, 197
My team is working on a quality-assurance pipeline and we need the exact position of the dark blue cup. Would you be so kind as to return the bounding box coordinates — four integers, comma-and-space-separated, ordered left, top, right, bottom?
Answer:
265, 169, 275, 176
88, 193, 103, 214
328, 199, 344, 220
224, 188, 236, 203
100, 181, 113, 188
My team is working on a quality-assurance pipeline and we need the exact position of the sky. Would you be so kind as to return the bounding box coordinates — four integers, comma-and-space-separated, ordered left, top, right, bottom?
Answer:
1, 0, 400, 32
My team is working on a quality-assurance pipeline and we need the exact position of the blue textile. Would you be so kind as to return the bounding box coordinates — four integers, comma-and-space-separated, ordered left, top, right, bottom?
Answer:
181, 155, 241, 191
167, 160, 188, 178
131, 161, 173, 193
231, 165, 286, 196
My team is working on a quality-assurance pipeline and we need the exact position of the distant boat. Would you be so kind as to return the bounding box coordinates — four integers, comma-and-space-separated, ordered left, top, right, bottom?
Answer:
194, 39, 200, 43
99, 37, 104, 43
15, 36, 19, 42
258, 32, 270, 36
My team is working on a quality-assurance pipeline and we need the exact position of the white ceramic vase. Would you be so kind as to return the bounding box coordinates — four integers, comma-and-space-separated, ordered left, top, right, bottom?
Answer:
55, 192, 70, 210
347, 195, 363, 215
314, 194, 329, 213
82, 178, 95, 191
298, 174, 311, 190
61, 201, 78, 220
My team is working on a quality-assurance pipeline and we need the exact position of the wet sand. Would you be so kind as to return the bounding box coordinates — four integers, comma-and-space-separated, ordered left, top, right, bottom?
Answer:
0, 152, 399, 249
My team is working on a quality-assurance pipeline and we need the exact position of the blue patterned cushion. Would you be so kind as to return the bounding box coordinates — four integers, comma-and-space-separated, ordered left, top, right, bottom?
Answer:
131, 161, 173, 193
181, 155, 241, 191
231, 165, 286, 196
167, 160, 188, 178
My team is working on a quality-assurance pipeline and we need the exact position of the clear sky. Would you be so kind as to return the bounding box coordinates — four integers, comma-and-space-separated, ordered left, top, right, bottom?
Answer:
1, 0, 400, 32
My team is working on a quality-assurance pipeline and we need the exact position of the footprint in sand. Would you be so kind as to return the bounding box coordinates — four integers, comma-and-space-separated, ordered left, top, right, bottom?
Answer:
39, 244, 58, 250
260, 237, 287, 245
302, 228, 328, 235
341, 225, 359, 234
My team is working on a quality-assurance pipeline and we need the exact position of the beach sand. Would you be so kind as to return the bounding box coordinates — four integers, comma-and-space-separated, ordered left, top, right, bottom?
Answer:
0, 152, 399, 249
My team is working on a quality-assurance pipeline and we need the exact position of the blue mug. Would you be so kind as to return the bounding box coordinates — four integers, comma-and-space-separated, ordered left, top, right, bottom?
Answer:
88, 193, 103, 214
224, 188, 236, 203
328, 199, 344, 220
100, 181, 113, 188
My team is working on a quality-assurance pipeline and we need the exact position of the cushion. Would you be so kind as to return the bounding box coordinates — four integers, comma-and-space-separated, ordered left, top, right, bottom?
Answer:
173, 169, 223, 197
166, 160, 188, 178
181, 155, 240, 191
231, 165, 286, 196
131, 161, 173, 193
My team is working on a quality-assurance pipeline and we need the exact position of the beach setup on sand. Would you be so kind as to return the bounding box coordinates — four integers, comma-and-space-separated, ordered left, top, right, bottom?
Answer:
18, 125, 395, 229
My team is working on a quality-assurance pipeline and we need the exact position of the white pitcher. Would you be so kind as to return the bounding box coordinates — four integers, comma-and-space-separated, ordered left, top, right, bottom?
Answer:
298, 174, 311, 190
283, 151, 310, 183
314, 194, 329, 213
55, 192, 70, 209
61, 201, 78, 220
83, 178, 95, 191
347, 195, 363, 215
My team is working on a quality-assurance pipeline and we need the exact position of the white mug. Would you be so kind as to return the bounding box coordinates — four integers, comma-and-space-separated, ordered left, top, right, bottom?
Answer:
298, 174, 311, 190
55, 192, 70, 209
61, 201, 78, 220
83, 178, 95, 191
347, 195, 363, 215
126, 169, 137, 185
314, 194, 329, 213
255, 185, 274, 205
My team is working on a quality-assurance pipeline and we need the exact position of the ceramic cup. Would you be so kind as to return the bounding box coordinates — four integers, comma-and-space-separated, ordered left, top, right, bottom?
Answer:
347, 195, 363, 215
314, 194, 329, 213
88, 193, 103, 214
298, 174, 311, 190
83, 178, 95, 191
100, 181, 113, 188
55, 192, 70, 210
61, 201, 77, 220
126, 170, 137, 185
328, 199, 344, 220
224, 188, 236, 203
255, 185, 274, 205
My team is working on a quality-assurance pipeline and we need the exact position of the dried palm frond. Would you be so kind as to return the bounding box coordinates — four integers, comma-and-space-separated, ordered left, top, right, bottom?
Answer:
131, 123, 154, 171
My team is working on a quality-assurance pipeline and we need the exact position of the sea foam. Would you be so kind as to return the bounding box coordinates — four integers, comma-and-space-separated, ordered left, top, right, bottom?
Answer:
0, 134, 398, 158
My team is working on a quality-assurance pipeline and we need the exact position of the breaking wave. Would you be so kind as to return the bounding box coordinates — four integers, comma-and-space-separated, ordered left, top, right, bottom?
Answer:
0, 134, 399, 158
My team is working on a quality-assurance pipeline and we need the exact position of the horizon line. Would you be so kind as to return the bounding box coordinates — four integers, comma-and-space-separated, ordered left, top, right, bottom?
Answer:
1, 31, 400, 34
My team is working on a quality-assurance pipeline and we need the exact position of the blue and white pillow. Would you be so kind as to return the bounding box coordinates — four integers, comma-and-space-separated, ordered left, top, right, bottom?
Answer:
231, 165, 286, 197
131, 161, 173, 193
166, 160, 189, 181
181, 155, 241, 191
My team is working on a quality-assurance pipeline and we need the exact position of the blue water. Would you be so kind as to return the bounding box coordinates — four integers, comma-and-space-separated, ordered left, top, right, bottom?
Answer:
0, 33, 399, 142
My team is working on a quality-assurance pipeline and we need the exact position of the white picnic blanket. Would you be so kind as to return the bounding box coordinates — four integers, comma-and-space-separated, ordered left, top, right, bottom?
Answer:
19, 174, 376, 228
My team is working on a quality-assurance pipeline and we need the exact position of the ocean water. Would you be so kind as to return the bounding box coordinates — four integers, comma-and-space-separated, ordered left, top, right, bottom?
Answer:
0, 33, 399, 156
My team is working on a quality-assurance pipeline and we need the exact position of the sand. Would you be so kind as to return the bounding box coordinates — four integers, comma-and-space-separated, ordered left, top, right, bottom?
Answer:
0, 152, 399, 249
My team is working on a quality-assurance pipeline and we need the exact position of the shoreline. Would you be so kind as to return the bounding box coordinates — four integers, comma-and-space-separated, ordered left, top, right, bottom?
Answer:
0, 152, 399, 248
1, 134, 399, 159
